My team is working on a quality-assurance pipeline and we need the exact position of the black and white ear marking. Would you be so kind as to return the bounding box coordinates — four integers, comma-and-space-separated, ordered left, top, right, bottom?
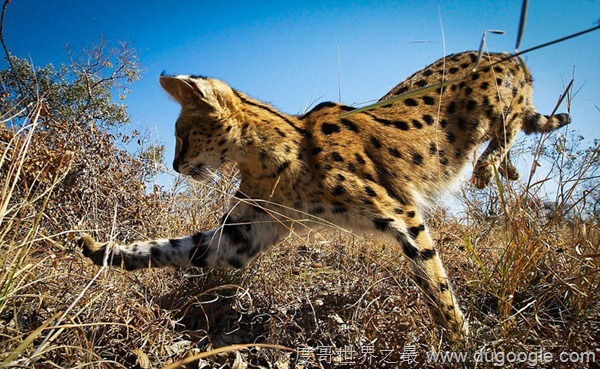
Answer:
159, 75, 204, 106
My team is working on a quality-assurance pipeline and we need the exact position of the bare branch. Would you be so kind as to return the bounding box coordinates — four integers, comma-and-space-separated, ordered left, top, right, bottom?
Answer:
0, 0, 25, 96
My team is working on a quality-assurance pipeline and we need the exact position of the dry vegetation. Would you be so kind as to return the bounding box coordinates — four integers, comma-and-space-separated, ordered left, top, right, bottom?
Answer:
1, 33, 599, 369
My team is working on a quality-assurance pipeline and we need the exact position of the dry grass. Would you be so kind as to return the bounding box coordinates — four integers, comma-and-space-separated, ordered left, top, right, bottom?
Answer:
1, 64, 599, 369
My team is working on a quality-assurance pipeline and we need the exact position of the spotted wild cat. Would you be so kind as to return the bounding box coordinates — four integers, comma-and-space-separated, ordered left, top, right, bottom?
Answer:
79, 51, 569, 339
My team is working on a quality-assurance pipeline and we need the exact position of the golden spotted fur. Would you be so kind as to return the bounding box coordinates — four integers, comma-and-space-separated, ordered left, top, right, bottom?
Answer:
80, 51, 569, 339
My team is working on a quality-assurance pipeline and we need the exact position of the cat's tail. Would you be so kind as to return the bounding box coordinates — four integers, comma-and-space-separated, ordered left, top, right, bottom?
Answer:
522, 112, 570, 134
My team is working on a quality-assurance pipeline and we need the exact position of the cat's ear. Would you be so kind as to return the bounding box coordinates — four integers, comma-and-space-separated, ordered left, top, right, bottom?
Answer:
159, 75, 203, 106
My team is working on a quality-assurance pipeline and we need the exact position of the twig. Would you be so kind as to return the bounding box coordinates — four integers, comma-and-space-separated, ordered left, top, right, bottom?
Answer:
0, 0, 25, 96
31, 265, 107, 358
550, 78, 574, 117
337, 44, 342, 103
498, 24, 600, 67
475, 30, 505, 71
161, 343, 294, 369
515, 0, 529, 51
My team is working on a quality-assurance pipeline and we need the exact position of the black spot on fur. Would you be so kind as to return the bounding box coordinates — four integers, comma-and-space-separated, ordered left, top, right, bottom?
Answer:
321, 123, 341, 135
449, 67, 459, 74
412, 119, 423, 129
364, 186, 377, 197
394, 121, 410, 130
331, 185, 345, 196
407, 211, 416, 218
446, 132, 456, 143
422, 96, 435, 105
221, 217, 247, 245
480, 81, 489, 90
394, 208, 404, 214
375, 116, 410, 131
404, 98, 418, 107
373, 217, 393, 231
466, 100, 477, 111
388, 147, 402, 158
440, 283, 449, 292
192, 232, 204, 246
412, 153, 423, 165
423, 69, 433, 77
311, 147, 323, 155
341, 118, 359, 132
422, 115, 434, 125
312, 101, 337, 110
331, 152, 344, 162
301, 101, 353, 118
274, 127, 286, 137
429, 142, 438, 155
494, 66, 504, 73
354, 153, 366, 165
440, 119, 448, 128
408, 224, 426, 239
228, 257, 244, 269
415, 79, 428, 87
397, 233, 419, 259
447, 102, 456, 114
420, 248, 437, 260
274, 161, 290, 176
415, 275, 424, 287
371, 136, 382, 149
151, 247, 162, 259
310, 206, 325, 214
189, 241, 210, 268
332, 205, 347, 213
393, 86, 409, 95
471, 73, 480, 81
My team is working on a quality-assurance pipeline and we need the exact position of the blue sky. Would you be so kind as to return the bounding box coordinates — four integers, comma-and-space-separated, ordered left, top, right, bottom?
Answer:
2, 1, 599, 187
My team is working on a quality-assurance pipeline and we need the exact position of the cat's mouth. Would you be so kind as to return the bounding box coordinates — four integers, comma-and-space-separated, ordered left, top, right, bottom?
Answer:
182, 163, 217, 182
189, 165, 208, 180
